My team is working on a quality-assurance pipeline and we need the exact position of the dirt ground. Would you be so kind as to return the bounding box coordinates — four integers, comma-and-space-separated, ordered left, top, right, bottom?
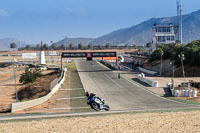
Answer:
17, 70, 59, 101
14, 72, 71, 114
0, 66, 24, 112
1, 110, 200, 133
0, 65, 58, 113
146, 77, 200, 88
13, 61, 87, 114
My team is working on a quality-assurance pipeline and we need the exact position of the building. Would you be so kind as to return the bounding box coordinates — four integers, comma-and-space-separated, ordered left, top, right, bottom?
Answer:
152, 23, 176, 46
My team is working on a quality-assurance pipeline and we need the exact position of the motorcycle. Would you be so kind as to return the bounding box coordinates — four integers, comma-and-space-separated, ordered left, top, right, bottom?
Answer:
86, 92, 110, 111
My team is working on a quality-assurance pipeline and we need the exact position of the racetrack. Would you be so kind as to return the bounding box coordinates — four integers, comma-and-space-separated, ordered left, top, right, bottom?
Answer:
75, 59, 198, 111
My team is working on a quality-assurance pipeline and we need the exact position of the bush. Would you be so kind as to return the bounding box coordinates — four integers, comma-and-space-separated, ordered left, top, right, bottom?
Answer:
19, 68, 43, 84
149, 40, 200, 67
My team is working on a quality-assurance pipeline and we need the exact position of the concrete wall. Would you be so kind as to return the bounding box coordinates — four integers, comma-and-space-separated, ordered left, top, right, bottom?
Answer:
138, 67, 157, 75
11, 68, 66, 112
137, 73, 159, 87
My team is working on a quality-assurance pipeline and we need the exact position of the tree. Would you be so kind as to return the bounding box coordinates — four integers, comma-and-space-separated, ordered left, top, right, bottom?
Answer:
25, 45, 31, 50
19, 68, 42, 84
105, 43, 111, 49
78, 43, 83, 50
43, 44, 48, 50
149, 48, 163, 62
51, 43, 58, 50
69, 43, 74, 50
146, 42, 152, 48
10, 43, 17, 49
36, 44, 41, 50
98, 44, 103, 49
60, 44, 65, 50
88, 44, 93, 50
149, 40, 200, 67
133, 44, 137, 49
125, 44, 129, 49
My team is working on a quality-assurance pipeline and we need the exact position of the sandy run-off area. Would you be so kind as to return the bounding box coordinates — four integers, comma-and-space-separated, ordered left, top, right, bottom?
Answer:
1, 110, 200, 133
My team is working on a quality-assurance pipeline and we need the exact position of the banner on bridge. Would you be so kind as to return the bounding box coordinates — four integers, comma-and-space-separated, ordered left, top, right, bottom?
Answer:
61, 52, 116, 58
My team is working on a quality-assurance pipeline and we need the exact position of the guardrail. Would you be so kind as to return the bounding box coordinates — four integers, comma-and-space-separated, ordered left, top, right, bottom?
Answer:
138, 67, 157, 75
137, 73, 159, 87
11, 68, 67, 112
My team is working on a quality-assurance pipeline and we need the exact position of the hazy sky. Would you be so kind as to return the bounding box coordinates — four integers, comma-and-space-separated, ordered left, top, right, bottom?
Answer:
0, 0, 200, 44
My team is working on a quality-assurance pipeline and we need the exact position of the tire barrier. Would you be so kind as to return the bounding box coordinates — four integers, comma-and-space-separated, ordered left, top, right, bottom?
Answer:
171, 89, 197, 97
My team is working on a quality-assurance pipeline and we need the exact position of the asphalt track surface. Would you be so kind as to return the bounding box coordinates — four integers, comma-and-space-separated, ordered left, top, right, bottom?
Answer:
75, 59, 198, 111
0, 59, 199, 121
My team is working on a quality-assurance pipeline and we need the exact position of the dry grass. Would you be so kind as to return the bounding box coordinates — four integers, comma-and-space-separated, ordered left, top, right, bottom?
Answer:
1, 110, 200, 132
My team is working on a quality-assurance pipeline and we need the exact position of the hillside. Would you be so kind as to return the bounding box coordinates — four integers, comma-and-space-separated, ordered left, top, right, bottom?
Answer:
91, 10, 200, 46
0, 38, 26, 51
56, 38, 94, 47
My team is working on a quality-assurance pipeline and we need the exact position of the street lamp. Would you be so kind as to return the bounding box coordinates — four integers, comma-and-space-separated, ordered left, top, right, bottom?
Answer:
160, 50, 163, 76
178, 53, 185, 85
12, 59, 18, 102
170, 61, 175, 89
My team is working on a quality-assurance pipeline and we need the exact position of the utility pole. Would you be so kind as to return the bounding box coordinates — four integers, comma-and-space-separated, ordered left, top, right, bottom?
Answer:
178, 53, 185, 85
177, 0, 183, 44
170, 61, 175, 89
160, 50, 163, 76
12, 59, 18, 102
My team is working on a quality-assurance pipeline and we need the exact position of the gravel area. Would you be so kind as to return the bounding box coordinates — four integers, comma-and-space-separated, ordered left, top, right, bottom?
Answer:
1, 110, 200, 133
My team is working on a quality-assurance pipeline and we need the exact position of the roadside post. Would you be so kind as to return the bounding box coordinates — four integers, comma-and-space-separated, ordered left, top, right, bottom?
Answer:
12, 59, 18, 102
118, 73, 121, 79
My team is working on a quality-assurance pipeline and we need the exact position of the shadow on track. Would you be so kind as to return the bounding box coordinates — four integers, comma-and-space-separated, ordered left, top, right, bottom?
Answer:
77, 70, 112, 73
0, 109, 11, 113
131, 78, 151, 87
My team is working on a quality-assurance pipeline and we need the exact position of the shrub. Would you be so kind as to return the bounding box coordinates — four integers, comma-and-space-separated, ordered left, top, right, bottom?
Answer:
19, 68, 43, 84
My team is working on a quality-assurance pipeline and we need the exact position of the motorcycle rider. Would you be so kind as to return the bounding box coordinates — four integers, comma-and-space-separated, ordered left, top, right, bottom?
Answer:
86, 92, 109, 111
86, 92, 95, 104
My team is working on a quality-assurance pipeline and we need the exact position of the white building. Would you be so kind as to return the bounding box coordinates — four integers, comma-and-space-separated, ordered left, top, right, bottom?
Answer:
152, 23, 176, 46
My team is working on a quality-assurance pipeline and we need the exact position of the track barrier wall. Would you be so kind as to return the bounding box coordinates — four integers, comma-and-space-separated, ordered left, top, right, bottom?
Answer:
138, 67, 157, 76
137, 73, 159, 87
11, 68, 67, 112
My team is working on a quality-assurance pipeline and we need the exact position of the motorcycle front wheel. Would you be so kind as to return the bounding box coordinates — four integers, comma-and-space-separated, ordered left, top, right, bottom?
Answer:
104, 104, 110, 111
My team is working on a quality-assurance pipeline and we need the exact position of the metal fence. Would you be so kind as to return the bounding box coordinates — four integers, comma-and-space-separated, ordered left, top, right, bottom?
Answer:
50, 69, 65, 90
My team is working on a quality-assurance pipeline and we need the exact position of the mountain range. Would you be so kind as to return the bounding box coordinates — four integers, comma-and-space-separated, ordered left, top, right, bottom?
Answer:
90, 9, 200, 46
1, 9, 200, 51
0, 38, 26, 51
56, 38, 94, 47
58, 9, 200, 46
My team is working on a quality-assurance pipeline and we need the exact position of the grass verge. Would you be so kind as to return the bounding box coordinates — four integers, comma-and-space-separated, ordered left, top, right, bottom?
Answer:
65, 60, 92, 112
167, 97, 200, 105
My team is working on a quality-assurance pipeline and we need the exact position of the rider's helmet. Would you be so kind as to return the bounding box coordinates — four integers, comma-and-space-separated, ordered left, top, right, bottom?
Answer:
86, 92, 89, 97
